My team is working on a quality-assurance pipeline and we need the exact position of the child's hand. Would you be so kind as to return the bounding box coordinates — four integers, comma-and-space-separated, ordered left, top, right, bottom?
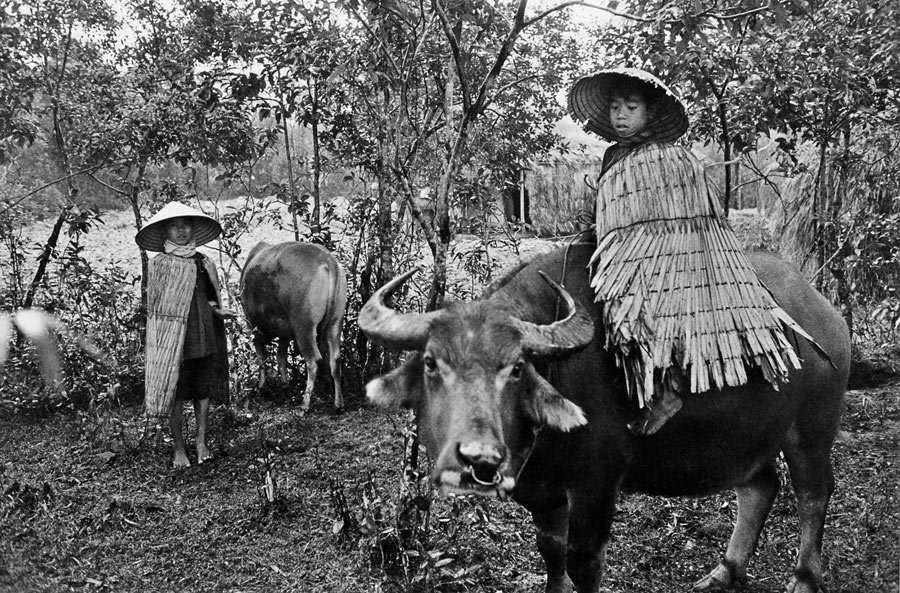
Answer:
214, 307, 238, 319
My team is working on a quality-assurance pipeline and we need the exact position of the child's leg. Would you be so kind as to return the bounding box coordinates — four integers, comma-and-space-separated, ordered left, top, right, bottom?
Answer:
194, 397, 212, 463
170, 397, 191, 467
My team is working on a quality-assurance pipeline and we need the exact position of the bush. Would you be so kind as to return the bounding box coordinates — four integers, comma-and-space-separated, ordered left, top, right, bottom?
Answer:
0, 239, 144, 415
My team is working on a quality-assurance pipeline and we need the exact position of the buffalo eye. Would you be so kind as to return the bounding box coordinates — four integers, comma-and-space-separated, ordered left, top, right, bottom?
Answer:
423, 354, 438, 373
510, 361, 524, 380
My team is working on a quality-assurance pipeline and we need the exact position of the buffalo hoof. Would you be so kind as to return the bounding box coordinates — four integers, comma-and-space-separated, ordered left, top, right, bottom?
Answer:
693, 564, 734, 591
785, 575, 821, 593
545, 574, 573, 593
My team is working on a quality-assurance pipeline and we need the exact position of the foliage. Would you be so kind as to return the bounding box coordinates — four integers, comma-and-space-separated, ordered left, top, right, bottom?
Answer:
1, 210, 136, 416
329, 442, 504, 592
0, 205, 27, 308
0, 2, 41, 162
298, 0, 582, 309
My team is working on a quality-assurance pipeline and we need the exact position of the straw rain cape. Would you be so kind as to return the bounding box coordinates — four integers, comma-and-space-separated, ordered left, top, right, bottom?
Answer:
590, 142, 818, 407
143, 254, 221, 418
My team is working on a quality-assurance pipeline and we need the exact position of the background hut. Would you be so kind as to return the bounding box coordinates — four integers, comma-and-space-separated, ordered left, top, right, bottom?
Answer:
522, 116, 609, 237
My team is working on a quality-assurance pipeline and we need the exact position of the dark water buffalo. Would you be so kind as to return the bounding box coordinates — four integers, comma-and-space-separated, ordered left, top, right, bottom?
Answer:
359, 242, 849, 593
240, 241, 347, 411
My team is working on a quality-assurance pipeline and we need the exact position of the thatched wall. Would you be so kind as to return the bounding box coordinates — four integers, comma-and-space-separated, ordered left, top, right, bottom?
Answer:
525, 153, 604, 237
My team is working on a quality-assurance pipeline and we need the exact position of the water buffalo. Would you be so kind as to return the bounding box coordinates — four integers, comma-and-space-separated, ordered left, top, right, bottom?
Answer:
240, 241, 347, 411
359, 242, 849, 593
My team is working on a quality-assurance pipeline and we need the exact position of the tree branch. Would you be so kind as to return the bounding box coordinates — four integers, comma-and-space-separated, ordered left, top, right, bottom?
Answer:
431, 0, 471, 112
87, 173, 129, 196
470, 0, 528, 117
0, 164, 106, 216
527, 0, 772, 26
346, 3, 403, 77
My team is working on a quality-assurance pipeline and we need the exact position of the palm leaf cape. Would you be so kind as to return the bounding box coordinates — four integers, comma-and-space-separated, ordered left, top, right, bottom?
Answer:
590, 142, 819, 406
144, 253, 222, 418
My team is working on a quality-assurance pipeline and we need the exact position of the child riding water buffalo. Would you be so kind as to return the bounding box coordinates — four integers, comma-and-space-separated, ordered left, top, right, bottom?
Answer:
568, 67, 821, 435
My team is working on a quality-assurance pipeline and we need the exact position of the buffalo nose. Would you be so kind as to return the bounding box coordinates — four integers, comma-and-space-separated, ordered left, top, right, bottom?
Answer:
457, 441, 506, 482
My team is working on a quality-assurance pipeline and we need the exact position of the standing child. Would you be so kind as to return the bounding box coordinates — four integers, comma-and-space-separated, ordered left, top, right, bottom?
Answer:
568, 67, 822, 435
136, 202, 234, 467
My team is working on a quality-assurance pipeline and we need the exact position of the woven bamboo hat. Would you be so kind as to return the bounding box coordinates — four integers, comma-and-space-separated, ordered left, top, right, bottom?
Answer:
135, 202, 222, 252
568, 67, 688, 143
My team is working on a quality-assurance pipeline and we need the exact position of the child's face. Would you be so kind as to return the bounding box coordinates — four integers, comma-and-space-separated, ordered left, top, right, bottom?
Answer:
609, 92, 651, 139
164, 218, 194, 246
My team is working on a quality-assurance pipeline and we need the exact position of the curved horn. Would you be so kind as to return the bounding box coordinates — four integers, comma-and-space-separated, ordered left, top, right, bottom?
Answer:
513, 271, 595, 359
358, 267, 443, 351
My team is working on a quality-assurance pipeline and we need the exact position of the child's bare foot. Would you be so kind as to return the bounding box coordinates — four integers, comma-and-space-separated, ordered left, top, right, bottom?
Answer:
628, 391, 683, 436
173, 450, 191, 468
196, 444, 212, 464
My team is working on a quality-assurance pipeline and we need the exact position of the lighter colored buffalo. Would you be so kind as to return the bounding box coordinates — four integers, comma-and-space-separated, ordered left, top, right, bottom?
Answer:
240, 241, 347, 411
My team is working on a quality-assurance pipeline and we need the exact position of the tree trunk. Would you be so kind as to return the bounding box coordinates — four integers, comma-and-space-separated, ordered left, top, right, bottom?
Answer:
813, 136, 828, 290
371, 87, 400, 376
131, 162, 149, 315
310, 79, 324, 245
28, 36, 77, 310
22, 204, 73, 309
717, 98, 733, 217
281, 104, 299, 242
829, 123, 853, 337
427, 48, 458, 312
375, 174, 394, 291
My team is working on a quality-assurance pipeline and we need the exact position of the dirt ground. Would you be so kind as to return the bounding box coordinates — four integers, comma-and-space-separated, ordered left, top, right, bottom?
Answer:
2, 204, 898, 592
1, 378, 897, 593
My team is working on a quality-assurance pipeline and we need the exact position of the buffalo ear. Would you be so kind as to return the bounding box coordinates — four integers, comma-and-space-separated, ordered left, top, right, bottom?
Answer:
366, 355, 423, 409
524, 369, 587, 432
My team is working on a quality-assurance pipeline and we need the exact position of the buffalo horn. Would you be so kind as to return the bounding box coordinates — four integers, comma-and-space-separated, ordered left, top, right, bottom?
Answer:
513, 271, 595, 359
358, 267, 443, 350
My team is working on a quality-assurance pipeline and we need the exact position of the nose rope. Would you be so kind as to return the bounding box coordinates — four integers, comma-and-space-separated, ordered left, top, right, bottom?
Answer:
549, 230, 592, 385
514, 424, 544, 485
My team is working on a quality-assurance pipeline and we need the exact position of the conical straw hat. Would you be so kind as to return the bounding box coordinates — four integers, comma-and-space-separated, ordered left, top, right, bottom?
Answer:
135, 202, 222, 252
568, 68, 688, 143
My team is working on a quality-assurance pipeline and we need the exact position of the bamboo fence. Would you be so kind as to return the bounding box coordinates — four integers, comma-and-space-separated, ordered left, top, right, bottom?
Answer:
526, 154, 604, 236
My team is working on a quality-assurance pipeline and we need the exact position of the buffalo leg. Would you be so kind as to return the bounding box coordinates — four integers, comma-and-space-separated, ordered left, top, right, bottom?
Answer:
293, 324, 322, 411
324, 320, 344, 410
194, 398, 211, 464
533, 505, 573, 593
276, 339, 290, 384
252, 331, 269, 390
694, 461, 780, 591
565, 490, 616, 593
782, 430, 834, 593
